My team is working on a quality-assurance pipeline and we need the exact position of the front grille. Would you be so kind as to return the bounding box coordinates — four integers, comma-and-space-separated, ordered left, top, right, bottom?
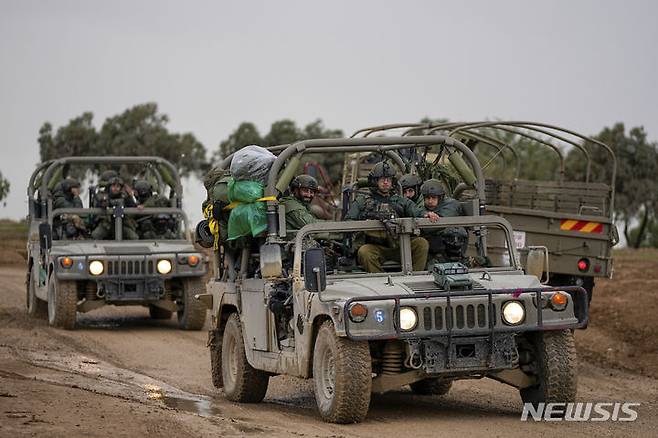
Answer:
106, 259, 155, 277
421, 302, 496, 333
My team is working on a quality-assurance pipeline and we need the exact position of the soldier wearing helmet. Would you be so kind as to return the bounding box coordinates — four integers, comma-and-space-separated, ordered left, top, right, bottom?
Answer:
133, 180, 177, 239
345, 161, 439, 273
53, 178, 87, 239
420, 179, 468, 268
399, 173, 422, 203
91, 175, 139, 240
420, 179, 464, 217
280, 174, 322, 231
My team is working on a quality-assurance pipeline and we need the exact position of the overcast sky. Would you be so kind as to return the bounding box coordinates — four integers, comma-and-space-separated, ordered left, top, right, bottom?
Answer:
1, 0, 657, 224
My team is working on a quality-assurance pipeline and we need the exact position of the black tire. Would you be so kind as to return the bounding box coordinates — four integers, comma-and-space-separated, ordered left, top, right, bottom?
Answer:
26, 269, 47, 319
177, 278, 207, 330
221, 313, 269, 402
210, 328, 224, 389
149, 305, 173, 320
409, 378, 453, 396
312, 320, 371, 424
520, 330, 577, 405
47, 275, 77, 330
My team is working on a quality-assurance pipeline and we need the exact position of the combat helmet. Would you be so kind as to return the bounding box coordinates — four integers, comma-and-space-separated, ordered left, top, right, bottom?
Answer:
399, 174, 422, 200
368, 161, 397, 186
290, 174, 319, 191
420, 179, 446, 197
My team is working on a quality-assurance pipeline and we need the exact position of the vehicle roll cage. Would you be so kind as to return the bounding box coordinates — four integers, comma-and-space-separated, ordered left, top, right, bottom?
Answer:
350, 121, 616, 215
28, 156, 189, 241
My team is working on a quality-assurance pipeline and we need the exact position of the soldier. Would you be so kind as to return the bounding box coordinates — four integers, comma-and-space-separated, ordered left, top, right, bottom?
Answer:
420, 179, 469, 268
345, 162, 439, 272
91, 176, 139, 240
280, 175, 322, 231
399, 173, 422, 204
53, 178, 87, 239
134, 180, 177, 239
420, 179, 464, 217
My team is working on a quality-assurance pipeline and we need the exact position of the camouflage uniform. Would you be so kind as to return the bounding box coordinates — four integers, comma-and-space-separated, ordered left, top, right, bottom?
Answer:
419, 179, 467, 268
133, 180, 177, 239
345, 163, 430, 273
91, 177, 139, 240
52, 178, 87, 239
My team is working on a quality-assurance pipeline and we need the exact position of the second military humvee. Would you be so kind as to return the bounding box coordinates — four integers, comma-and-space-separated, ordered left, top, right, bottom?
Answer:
26, 156, 207, 330
202, 136, 588, 423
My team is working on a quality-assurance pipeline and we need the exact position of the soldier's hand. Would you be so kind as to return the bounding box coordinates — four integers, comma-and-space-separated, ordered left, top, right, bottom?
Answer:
425, 212, 440, 222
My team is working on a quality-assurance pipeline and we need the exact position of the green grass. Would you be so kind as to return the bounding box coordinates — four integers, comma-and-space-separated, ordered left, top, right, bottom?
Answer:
0, 219, 28, 240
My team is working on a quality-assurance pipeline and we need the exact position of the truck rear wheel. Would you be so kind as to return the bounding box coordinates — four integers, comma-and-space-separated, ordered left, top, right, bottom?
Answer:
47, 276, 77, 330
26, 269, 47, 318
409, 378, 453, 396
520, 330, 577, 405
177, 278, 207, 330
312, 320, 371, 424
221, 313, 269, 402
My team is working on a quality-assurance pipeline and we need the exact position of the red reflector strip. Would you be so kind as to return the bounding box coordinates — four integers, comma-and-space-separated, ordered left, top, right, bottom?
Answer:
560, 220, 603, 234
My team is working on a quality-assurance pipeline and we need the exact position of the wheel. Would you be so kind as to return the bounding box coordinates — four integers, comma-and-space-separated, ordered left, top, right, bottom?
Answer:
149, 305, 173, 320
47, 275, 77, 329
520, 330, 577, 405
177, 278, 207, 330
221, 313, 269, 402
210, 328, 224, 389
26, 268, 47, 318
312, 320, 371, 424
409, 378, 453, 396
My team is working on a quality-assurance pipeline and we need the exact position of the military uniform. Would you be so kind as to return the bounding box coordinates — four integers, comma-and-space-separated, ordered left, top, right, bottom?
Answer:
280, 195, 320, 231
53, 179, 87, 240
419, 179, 467, 269
345, 189, 429, 272
139, 195, 178, 239
91, 179, 139, 240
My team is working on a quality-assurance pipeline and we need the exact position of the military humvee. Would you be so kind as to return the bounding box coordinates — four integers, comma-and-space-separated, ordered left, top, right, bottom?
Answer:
26, 156, 207, 330
349, 122, 618, 302
202, 136, 588, 423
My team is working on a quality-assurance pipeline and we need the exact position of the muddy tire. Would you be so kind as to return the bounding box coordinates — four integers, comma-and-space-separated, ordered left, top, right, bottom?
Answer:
149, 305, 173, 320
520, 330, 577, 405
312, 320, 371, 424
26, 269, 47, 319
210, 328, 224, 389
221, 313, 269, 402
409, 378, 453, 396
177, 278, 207, 330
47, 276, 77, 330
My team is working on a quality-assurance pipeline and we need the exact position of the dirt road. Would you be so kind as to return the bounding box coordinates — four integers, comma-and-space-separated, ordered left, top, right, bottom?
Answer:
1, 262, 657, 437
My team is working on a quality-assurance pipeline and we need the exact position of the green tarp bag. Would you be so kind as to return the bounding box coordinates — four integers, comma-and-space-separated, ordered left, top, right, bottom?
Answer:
226, 178, 268, 240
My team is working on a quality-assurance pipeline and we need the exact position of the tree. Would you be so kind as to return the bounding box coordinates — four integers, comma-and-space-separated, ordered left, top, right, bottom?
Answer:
38, 103, 207, 178
565, 123, 658, 248
38, 112, 98, 163
94, 103, 206, 177
0, 171, 9, 207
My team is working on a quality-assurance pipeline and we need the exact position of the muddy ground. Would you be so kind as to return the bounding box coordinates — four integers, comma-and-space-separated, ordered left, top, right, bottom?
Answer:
1, 247, 657, 437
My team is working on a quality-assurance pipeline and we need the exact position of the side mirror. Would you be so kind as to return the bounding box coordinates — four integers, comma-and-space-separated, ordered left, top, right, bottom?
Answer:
304, 247, 327, 293
260, 243, 283, 278
38, 223, 52, 251
526, 245, 549, 284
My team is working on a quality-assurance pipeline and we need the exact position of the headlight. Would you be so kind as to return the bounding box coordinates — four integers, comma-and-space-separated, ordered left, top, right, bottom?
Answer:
89, 260, 104, 276
157, 259, 172, 275
399, 307, 418, 331
502, 301, 525, 325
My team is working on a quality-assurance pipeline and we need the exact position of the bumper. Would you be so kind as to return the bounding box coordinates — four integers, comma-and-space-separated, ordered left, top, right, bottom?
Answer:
98, 277, 165, 303
343, 286, 589, 341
